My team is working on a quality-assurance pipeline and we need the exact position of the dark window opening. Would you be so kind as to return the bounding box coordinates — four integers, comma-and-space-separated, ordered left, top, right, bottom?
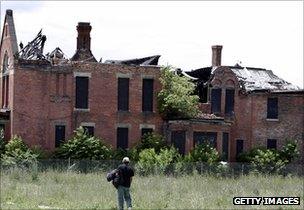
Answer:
83, 126, 94, 137
211, 88, 221, 114
142, 79, 154, 112
236, 139, 244, 158
171, 131, 186, 155
2, 53, 8, 73
222, 132, 229, 161
193, 132, 217, 148
196, 84, 208, 103
267, 139, 277, 149
141, 128, 153, 137
118, 78, 129, 111
75, 76, 89, 109
267, 98, 278, 119
55, 125, 65, 148
225, 89, 235, 115
117, 127, 128, 150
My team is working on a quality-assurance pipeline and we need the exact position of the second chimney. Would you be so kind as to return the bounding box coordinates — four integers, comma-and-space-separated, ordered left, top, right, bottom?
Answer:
76, 22, 92, 50
212, 45, 222, 67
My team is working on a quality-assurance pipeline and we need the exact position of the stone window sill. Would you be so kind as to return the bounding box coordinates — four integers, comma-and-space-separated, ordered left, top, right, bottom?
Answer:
266, 118, 279, 122
74, 108, 90, 112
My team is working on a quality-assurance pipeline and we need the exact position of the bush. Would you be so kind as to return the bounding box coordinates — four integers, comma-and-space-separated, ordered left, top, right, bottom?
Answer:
136, 147, 181, 175
189, 143, 220, 164
54, 127, 112, 160
1, 136, 38, 166
157, 66, 200, 119
135, 132, 168, 154
0, 129, 5, 157
279, 140, 299, 162
237, 140, 299, 174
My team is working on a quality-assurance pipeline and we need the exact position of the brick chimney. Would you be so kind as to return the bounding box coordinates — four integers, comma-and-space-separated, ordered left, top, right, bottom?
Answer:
71, 22, 96, 62
76, 22, 92, 50
212, 45, 222, 67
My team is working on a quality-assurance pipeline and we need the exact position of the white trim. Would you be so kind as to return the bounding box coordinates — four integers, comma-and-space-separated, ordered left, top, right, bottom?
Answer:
80, 122, 95, 127
116, 73, 132, 78
266, 118, 279, 122
74, 108, 90, 112
139, 124, 155, 130
116, 123, 131, 128
73, 72, 91, 78
141, 75, 155, 79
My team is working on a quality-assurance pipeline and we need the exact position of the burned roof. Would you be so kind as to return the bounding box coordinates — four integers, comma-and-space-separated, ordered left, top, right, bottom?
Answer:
229, 66, 301, 92
184, 67, 213, 82
105, 55, 161, 66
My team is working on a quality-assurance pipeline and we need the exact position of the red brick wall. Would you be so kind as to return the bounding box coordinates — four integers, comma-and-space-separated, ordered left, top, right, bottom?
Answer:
11, 62, 163, 151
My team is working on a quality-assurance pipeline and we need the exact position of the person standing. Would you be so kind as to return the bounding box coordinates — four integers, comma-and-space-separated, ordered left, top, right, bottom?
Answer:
117, 157, 134, 210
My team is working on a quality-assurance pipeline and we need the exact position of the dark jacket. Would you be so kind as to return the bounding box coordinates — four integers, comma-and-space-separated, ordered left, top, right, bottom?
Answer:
117, 163, 134, 188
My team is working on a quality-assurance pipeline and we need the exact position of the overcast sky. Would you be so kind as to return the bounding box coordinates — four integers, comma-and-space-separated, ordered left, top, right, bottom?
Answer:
1, 1, 303, 87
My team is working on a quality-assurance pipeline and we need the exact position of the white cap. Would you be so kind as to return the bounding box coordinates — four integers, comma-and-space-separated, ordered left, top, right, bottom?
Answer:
122, 157, 130, 163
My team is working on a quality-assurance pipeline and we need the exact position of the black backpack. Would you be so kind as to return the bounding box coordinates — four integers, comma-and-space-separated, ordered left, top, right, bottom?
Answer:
109, 169, 124, 189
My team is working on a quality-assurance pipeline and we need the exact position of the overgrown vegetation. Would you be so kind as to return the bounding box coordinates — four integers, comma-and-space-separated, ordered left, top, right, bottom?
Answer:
1, 135, 38, 166
237, 140, 299, 174
54, 127, 112, 160
157, 66, 200, 119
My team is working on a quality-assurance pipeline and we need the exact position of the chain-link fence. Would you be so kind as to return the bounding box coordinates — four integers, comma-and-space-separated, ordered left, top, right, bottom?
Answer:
1, 159, 303, 177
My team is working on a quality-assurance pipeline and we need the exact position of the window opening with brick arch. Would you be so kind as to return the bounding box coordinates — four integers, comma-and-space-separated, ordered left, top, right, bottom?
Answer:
142, 78, 154, 112
55, 125, 65, 148
267, 97, 278, 119
117, 127, 128, 150
267, 139, 277, 149
225, 89, 235, 115
171, 130, 186, 155
118, 78, 129, 111
211, 88, 221, 114
193, 132, 217, 148
75, 76, 89, 109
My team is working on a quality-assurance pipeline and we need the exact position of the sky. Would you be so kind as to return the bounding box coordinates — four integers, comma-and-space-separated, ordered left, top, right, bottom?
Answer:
1, 1, 303, 87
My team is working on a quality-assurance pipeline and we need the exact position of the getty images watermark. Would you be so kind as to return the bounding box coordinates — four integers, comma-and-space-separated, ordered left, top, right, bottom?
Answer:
233, 197, 300, 206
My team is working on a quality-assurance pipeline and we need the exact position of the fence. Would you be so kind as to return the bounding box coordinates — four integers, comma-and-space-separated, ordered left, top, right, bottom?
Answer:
0, 159, 303, 177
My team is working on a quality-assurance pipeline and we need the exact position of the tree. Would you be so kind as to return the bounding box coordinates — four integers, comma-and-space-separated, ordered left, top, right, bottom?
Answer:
157, 66, 200, 119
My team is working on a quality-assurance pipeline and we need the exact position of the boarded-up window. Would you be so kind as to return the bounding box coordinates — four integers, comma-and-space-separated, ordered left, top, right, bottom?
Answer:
193, 132, 217, 148
75, 77, 89, 109
236, 139, 244, 158
267, 139, 277, 149
171, 131, 186, 155
267, 98, 278, 119
222, 132, 229, 161
55, 125, 65, 148
117, 127, 128, 149
141, 128, 153, 137
225, 89, 235, 115
118, 78, 129, 111
211, 88, 221, 114
142, 79, 154, 112
83, 126, 94, 137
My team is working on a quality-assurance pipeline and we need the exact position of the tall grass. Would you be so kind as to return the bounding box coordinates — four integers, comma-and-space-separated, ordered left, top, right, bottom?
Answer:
1, 168, 303, 209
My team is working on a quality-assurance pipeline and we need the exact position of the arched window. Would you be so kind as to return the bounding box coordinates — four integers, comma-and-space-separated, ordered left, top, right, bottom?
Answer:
2, 52, 9, 73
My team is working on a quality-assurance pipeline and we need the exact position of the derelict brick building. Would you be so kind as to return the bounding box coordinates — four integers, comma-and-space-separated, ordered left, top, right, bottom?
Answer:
1, 10, 303, 161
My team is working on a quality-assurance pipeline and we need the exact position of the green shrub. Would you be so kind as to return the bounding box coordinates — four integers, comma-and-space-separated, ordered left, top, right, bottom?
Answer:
189, 143, 220, 164
136, 148, 158, 175
136, 147, 181, 175
250, 149, 287, 174
279, 140, 299, 162
1, 136, 38, 166
0, 129, 5, 157
54, 127, 112, 160
157, 66, 200, 119
135, 132, 168, 154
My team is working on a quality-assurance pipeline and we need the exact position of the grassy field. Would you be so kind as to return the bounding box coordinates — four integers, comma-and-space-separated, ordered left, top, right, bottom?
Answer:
0, 168, 303, 209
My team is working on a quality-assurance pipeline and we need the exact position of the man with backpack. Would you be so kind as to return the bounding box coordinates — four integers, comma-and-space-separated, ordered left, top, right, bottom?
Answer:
115, 157, 134, 210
